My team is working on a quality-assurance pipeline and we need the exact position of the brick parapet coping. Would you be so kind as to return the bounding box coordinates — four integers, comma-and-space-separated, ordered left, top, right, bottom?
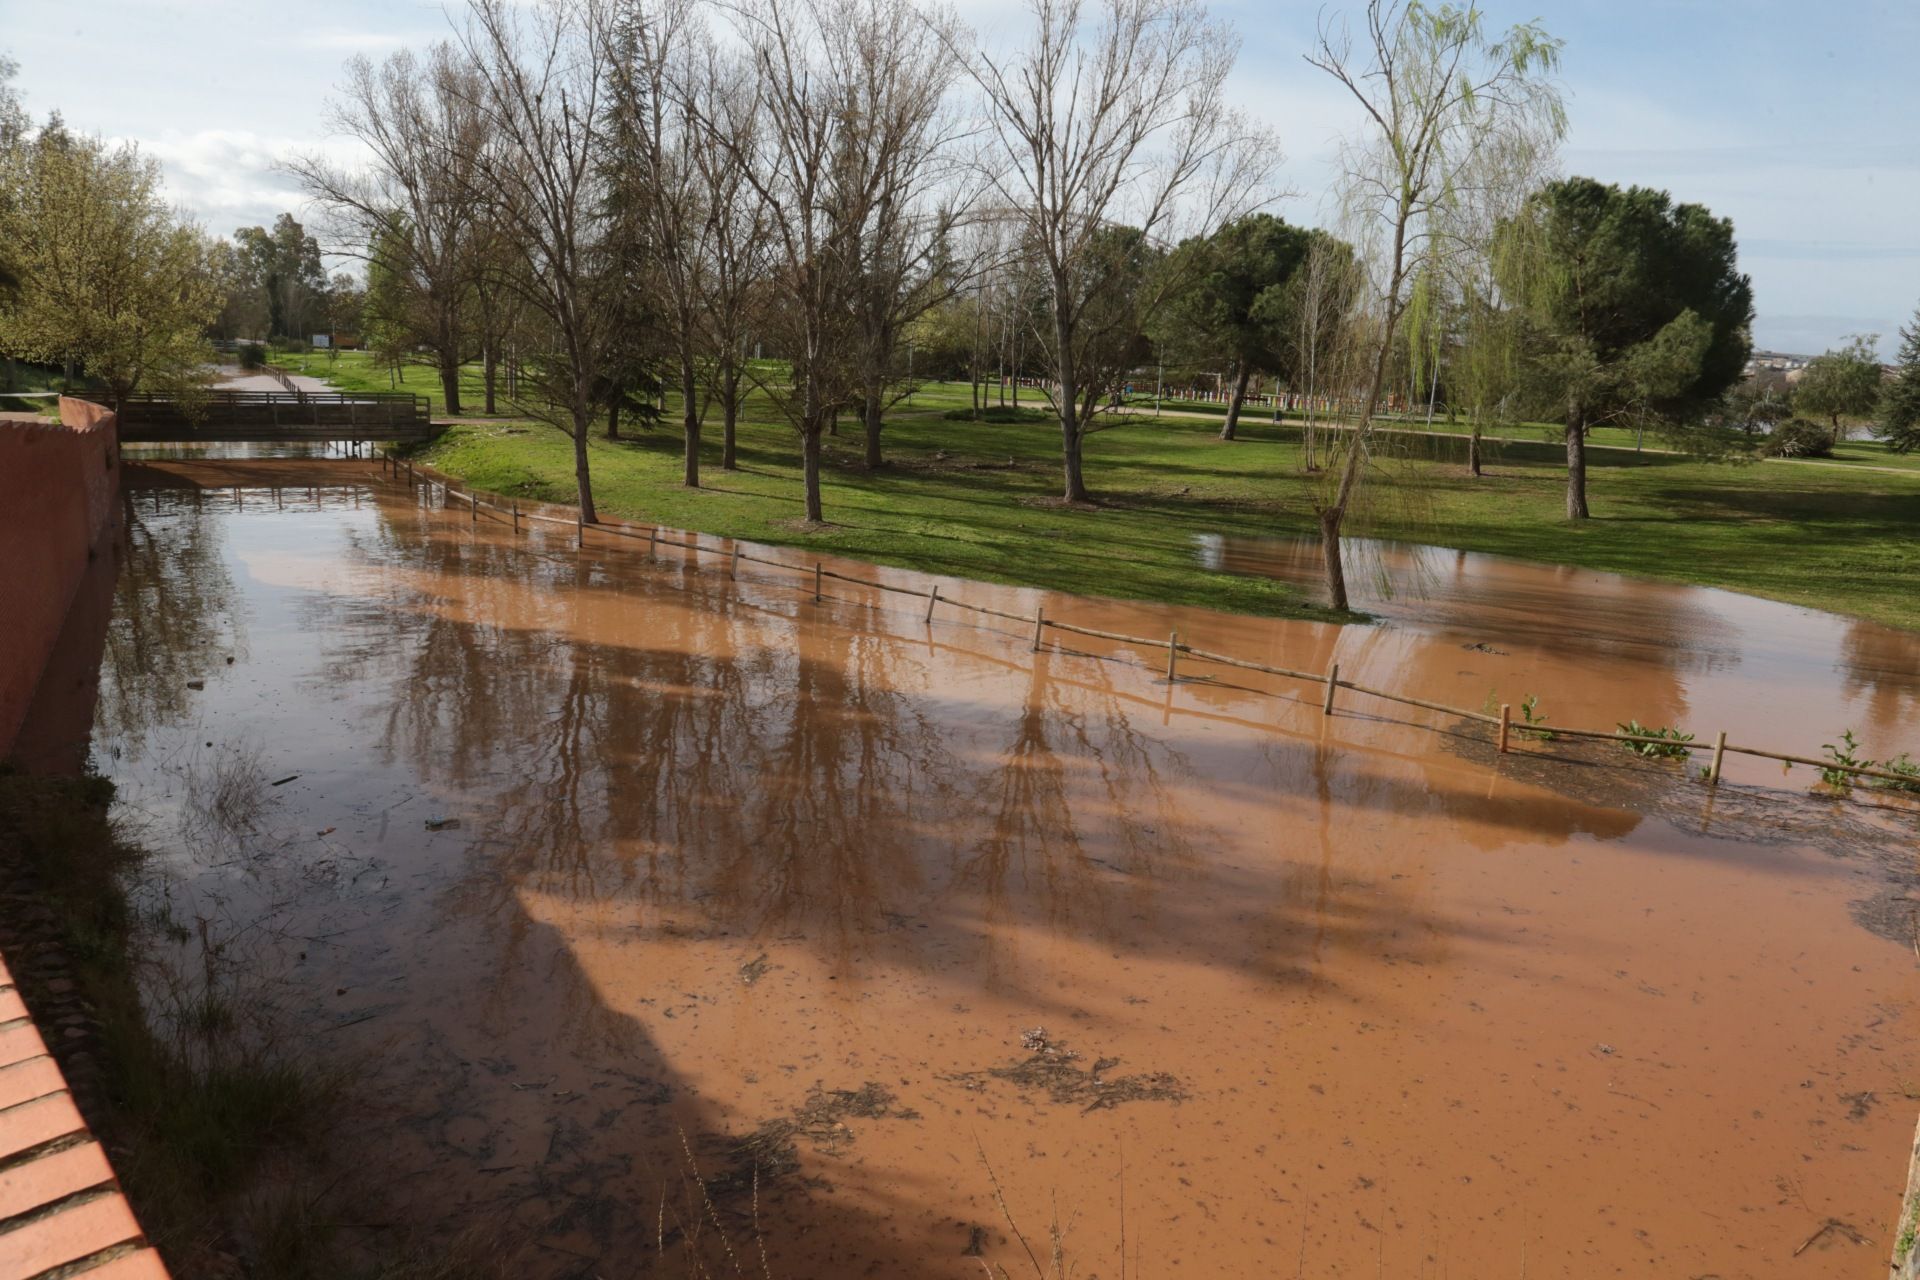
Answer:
0, 951, 166, 1279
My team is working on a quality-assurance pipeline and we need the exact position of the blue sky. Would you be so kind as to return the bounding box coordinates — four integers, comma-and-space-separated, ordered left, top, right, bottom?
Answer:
5, 0, 1916, 356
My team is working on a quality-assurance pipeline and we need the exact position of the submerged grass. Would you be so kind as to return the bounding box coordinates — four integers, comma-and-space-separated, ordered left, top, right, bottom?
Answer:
363, 357, 1920, 631
0, 766, 528, 1276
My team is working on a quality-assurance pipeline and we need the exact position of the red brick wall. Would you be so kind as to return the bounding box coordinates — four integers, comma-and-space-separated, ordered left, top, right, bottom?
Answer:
0, 399, 120, 761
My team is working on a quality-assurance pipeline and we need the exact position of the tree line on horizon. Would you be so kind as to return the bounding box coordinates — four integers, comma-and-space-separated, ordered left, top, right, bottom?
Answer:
2, 4, 1917, 611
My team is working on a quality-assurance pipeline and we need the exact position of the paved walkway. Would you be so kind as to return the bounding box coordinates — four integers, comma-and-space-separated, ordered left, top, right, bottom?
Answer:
0, 953, 166, 1279
212, 368, 335, 395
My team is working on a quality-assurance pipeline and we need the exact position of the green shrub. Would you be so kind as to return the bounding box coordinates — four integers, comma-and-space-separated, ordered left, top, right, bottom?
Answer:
942, 404, 1053, 424
1764, 417, 1834, 458
237, 343, 266, 370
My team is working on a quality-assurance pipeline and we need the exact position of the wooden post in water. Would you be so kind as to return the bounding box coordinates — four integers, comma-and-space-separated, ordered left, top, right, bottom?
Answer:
511, 504, 520, 534
1032, 607, 1046, 652
924, 585, 939, 623
1498, 703, 1511, 753
469, 492, 477, 524
1709, 730, 1728, 784
814, 563, 823, 602
1166, 631, 1179, 682
649, 526, 659, 559
576, 508, 584, 550
1322, 662, 1339, 715
729, 545, 741, 579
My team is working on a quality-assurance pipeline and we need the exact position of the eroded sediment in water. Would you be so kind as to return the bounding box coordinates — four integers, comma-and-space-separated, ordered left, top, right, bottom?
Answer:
95, 457, 1920, 1277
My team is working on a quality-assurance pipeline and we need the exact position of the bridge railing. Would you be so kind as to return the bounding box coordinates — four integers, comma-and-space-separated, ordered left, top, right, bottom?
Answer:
93, 390, 434, 442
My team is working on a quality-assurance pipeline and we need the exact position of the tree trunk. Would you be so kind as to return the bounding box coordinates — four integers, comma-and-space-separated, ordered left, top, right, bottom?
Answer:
801, 427, 823, 522
1062, 417, 1088, 502
1565, 408, 1590, 519
1221, 364, 1252, 441
682, 358, 700, 488
1319, 299, 1402, 611
607, 402, 620, 440
1318, 506, 1349, 613
483, 343, 498, 416
438, 350, 462, 417
573, 417, 598, 524
1052, 297, 1090, 503
863, 385, 884, 469
1468, 425, 1483, 477
721, 368, 740, 471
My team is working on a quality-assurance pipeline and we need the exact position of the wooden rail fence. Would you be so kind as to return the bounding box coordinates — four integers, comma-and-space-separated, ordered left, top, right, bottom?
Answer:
379, 453, 1920, 794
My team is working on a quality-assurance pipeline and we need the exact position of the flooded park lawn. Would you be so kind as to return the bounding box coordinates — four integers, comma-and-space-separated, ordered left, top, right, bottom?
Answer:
81, 454, 1920, 1277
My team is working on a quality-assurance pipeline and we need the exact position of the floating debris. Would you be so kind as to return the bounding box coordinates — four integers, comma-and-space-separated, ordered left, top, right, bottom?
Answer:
739, 953, 773, 986
952, 1030, 1184, 1114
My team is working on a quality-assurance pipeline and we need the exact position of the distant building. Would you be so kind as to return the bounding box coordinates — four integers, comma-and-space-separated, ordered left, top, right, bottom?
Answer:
1743, 350, 1812, 377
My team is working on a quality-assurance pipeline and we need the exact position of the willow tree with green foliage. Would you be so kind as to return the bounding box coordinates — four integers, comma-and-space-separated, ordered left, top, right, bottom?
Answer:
1496, 177, 1753, 518
0, 127, 221, 409
1307, 0, 1564, 611
1880, 306, 1920, 454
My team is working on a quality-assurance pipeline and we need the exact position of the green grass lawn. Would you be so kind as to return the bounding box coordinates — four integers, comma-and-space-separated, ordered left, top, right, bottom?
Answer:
350, 363, 1920, 631
274, 348, 505, 415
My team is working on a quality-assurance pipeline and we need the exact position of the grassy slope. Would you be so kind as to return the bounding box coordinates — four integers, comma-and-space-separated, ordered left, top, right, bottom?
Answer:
360, 352, 1920, 630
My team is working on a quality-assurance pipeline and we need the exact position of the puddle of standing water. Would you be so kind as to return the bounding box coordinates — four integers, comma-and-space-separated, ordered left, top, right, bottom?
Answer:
1198, 531, 1920, 772
86, 457, 1920, 1277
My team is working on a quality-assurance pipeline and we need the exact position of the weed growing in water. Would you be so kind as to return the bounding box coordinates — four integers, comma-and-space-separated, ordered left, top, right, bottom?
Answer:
1617, 720, 1695, 760
1877, 753, 1920, 795
1518, 694, 1554, 741
1821, 730, 1870, 788
1816, 732, 1920, 794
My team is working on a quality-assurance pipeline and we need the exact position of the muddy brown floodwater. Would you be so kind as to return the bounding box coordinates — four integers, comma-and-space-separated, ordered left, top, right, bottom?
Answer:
90, 457, 1920, 1278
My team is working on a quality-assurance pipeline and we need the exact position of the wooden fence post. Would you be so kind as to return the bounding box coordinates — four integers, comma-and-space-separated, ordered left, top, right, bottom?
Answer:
1166, 631, 1178, 682
814, 563, 823, 602
469, 493, 477, 524
512, 504, 519, 534
648, 526, 659, 559
729, 545, 740, 579
576, 508, 584, 550
1709, 730, 1727, 784
924, 585, 939, 623
1498, 703, 1511, 753
1032, 607, 1046, 652
1322, 662, 1339, 716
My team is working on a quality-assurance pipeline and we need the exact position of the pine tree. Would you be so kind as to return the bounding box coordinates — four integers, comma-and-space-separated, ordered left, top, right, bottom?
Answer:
1880, 305, 1920, 454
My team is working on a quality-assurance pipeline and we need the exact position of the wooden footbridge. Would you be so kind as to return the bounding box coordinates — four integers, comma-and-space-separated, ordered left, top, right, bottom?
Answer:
92, 390, 435, 445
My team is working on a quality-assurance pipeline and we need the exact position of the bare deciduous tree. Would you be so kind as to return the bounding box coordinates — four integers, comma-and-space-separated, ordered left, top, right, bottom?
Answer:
457, 0, 622, 521
716, 0, 957, 523
685, 43, 773, 472
961, 0, 1277, 503
290, 45, 490, 414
